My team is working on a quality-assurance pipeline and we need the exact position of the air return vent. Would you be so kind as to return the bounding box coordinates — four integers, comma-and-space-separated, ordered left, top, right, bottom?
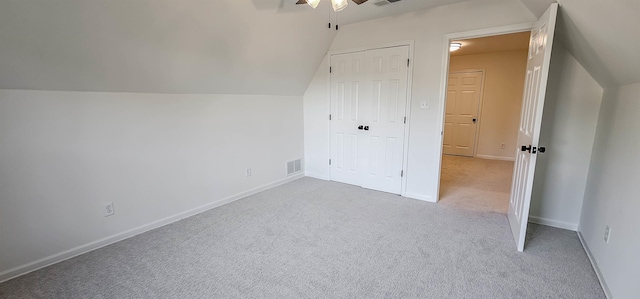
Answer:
374, 0, 402, 6
286, 159, 302, 176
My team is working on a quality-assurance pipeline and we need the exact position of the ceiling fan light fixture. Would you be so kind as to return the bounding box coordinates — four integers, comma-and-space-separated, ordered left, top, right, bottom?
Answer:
450, 42, 462, 52
331, 0, 349, 12
307, 0, 321, 9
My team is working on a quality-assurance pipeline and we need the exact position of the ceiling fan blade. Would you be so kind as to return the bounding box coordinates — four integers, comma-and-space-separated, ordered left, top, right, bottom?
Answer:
297, 0, 368, 6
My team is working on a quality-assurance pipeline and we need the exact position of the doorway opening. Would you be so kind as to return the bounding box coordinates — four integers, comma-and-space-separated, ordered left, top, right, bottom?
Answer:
438, 32, 531, 214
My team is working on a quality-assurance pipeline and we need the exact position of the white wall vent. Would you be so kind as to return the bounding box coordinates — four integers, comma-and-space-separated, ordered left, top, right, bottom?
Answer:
286, 159, 302, 176
374, 0, 402, 6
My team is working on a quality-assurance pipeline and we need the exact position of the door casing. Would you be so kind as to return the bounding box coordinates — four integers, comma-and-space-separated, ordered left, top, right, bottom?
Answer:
435, 23, 534, 203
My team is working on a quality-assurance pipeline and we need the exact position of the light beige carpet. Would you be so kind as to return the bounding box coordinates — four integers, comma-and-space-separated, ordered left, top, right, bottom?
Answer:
0, 177, 604, 298
439, 155, 514, 214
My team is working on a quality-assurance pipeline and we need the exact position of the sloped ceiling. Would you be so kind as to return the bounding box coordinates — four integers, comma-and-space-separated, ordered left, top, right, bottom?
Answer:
1, 0, 637, 94
0, 0, 337, 95
0, 0, 466, 95
520, 0, 640, 87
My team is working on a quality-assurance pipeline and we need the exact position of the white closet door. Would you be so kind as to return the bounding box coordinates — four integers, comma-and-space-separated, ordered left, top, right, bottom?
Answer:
330, 46, 409, 195
359, 46, 410, 194
330, 51, 367, 187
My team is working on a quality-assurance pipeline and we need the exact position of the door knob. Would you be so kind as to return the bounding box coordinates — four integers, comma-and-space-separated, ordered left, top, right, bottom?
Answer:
472, 118, 477, 123
364, 126, 369, 131
521, 145, 532, 153
539, 146, 546, 153
358, 125, 364, 130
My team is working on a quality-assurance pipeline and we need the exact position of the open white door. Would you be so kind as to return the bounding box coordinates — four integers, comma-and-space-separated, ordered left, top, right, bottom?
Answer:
508, 3, 558, 252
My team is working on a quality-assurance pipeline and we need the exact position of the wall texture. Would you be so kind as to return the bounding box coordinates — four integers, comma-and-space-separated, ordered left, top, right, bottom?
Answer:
579, 82, 640, 299
303, 56, 330, 180
303, 0, 536, 201
529, 45, 603, 230
449, 50, 528, 160
0, 90, 304, 280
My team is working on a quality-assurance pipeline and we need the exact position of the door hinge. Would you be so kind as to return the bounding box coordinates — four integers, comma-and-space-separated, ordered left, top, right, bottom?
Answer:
330, 66, 332, 73
329, 159, 332, 165
401, 170, 404, 177
329, 114, 332, 120
407, 59, 410, 67
404, 116, 407, 124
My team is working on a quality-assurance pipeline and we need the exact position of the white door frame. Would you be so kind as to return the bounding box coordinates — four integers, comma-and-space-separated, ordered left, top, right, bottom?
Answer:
445, 69, 486, 158
434, 23, 533, 203
326, 40, 415, 197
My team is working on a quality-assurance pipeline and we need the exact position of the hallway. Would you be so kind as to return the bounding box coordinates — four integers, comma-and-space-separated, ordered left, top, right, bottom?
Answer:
439, 155, 514, 213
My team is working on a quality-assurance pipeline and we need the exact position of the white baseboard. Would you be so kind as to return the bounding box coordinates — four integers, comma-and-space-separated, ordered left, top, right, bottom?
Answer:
0, 174, 304, 283
304, 172, 330, 180
528, 216, 578, 231
577, 231, 612, 299
476, 155, 515, 162
404, 192, 436, 203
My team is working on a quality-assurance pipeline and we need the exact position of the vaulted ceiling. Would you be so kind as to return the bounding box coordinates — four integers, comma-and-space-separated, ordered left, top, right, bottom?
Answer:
0, 0, 467, 95
0, 0, 338, 95
0, 0, 638, 95
520, 0, 640, 87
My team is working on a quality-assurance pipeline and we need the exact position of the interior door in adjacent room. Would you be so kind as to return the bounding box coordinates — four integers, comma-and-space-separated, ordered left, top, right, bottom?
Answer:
508, 3, 558, 252
443, 71, 483, 157
330, 46, 410, 195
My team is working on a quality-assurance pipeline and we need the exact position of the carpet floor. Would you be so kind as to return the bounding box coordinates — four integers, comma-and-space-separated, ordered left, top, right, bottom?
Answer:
439, 155, 514, 214
0, 177, 604, 298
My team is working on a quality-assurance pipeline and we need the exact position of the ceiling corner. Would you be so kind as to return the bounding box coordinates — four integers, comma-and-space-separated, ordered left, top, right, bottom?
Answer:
517, 0, 556, 18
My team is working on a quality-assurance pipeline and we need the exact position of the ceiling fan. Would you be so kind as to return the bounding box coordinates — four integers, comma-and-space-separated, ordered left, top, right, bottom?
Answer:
296, 0, 368, 12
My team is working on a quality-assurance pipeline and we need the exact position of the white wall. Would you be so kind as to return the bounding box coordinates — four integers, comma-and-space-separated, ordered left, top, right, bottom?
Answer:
578, 82, 640, 299
529, 44, 603, 230
449, 50, 528, 160
0, 90, 304, 280
303, 56, 330, 180
303, 0, 535, 201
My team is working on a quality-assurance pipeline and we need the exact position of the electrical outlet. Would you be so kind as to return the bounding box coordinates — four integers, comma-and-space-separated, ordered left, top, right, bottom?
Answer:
104, 202, 115, 217
604, 226, 611, 243
246, 168, 252, 177
501, 143, 506, 149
